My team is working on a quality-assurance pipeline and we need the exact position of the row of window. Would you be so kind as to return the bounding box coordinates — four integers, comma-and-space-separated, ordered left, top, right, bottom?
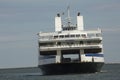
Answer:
54, 34, 86, 39
40, 33, 101, 40
39, 40, 102, 46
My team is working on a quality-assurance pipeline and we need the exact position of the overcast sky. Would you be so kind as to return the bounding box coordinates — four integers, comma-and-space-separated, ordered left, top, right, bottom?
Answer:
0, 0, 120, 68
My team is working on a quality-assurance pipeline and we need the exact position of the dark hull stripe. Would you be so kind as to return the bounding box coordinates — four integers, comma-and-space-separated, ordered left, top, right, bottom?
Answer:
85, 53, 104, 57
38, 62, 104, 75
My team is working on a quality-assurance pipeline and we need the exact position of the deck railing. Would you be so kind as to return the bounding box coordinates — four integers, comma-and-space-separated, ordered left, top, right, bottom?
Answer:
40, 44, 102, 50
39, 36, 102, 42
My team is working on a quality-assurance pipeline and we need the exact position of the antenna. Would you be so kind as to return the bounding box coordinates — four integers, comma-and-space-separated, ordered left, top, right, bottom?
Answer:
67, 6, 70, 21
67, 6, 71, 27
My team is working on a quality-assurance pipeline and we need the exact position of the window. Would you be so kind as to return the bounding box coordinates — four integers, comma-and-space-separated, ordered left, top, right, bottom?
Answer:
54, 36, 58, 39
76, 34, 80, 37
70, 35, 75, 37
59, 35, 64, 38
65, 35, 69, 38
81, 34, 86, 38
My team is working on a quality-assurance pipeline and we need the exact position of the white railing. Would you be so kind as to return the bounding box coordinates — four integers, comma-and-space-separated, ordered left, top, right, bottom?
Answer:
38, 30, 102, 41
39, 37, 102, 42
40, 44, 102, 50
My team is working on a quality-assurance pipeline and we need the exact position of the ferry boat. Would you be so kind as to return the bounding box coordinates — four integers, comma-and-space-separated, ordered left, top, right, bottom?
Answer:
37, 8, 104, 75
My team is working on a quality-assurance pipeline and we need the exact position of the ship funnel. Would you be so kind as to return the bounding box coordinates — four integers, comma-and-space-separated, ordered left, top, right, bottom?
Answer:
57, 13, 60, 17
55, 13, 62, 31
77, 12, 84, 30
78, 12, 80, 16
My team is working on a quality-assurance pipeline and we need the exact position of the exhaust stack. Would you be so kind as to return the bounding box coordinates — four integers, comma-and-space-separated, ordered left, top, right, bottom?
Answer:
55, 13, 62, 31
77, 12, 84, 30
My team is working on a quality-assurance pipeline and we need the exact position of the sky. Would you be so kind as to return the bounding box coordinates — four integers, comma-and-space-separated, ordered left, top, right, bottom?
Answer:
0, 0, 120, 68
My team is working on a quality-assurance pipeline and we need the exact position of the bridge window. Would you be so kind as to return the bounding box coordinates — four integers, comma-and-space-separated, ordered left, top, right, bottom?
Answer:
59, 35, 64, 38
65, 35, 69, 38
76, 34, 80, 37
54, 36, 58, 39
70, 35, 75, 37
81, 34, 86, 38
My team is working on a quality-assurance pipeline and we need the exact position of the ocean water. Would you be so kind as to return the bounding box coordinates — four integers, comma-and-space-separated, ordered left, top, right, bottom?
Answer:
0, 64, 120, 80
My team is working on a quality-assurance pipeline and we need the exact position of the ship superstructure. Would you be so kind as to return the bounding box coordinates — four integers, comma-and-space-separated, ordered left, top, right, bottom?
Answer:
37, 9, 104, 75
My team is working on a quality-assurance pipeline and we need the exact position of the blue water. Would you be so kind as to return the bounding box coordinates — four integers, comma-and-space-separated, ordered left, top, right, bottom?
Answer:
0, 64, 120, 80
